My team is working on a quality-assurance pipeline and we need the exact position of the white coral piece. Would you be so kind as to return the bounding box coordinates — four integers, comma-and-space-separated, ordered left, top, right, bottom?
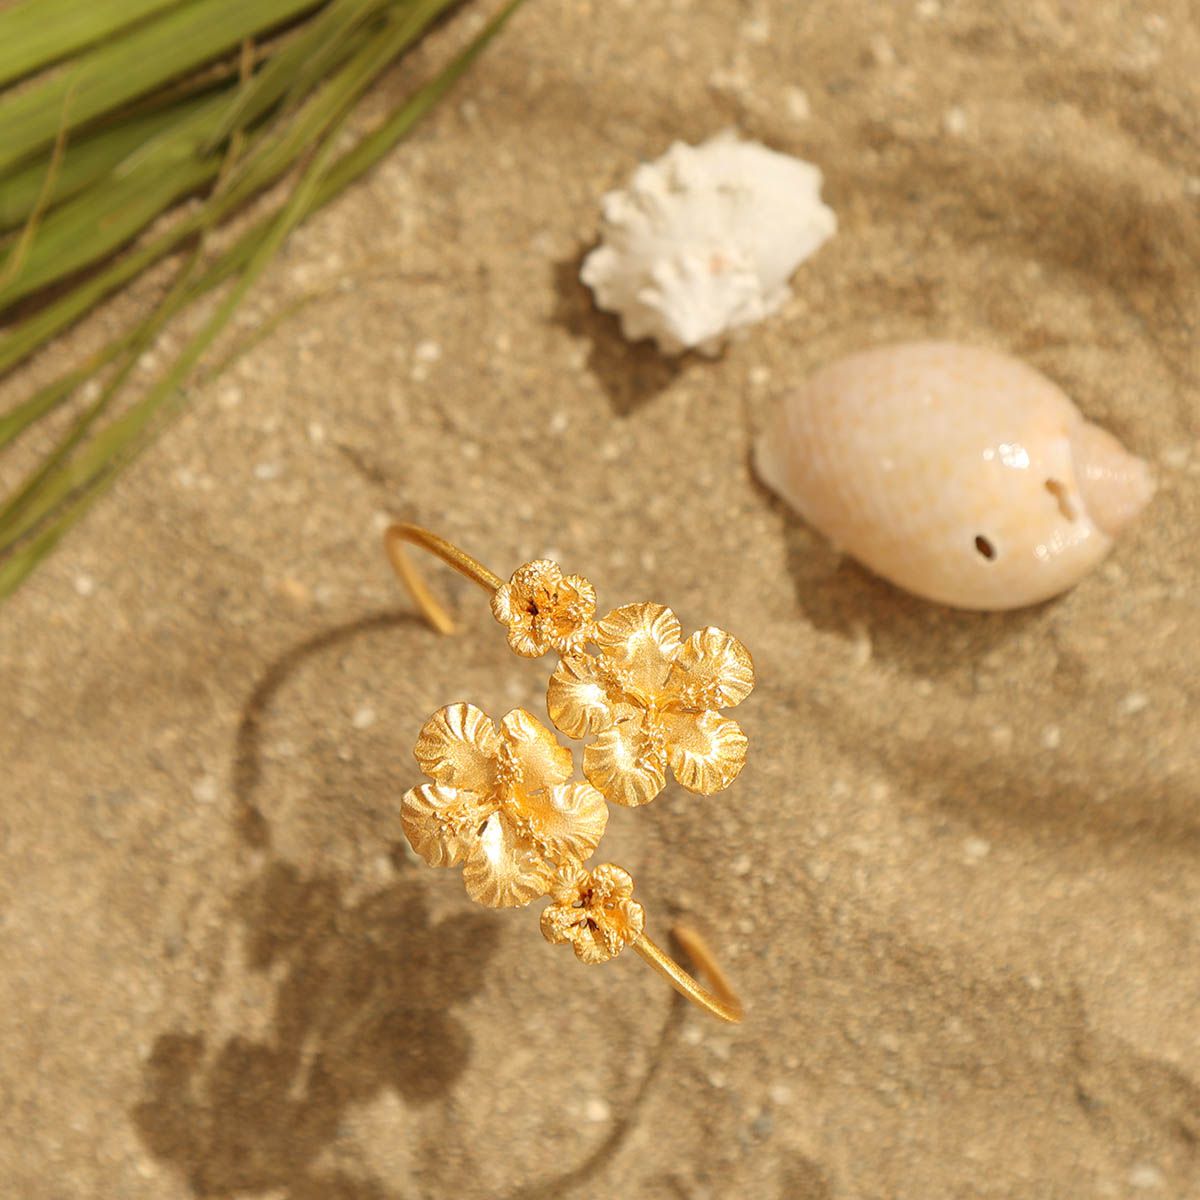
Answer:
580, 132, 837, 356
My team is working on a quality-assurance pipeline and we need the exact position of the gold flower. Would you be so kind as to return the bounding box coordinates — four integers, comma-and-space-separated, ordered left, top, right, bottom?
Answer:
490, 560, 597, 657
540, 862, 645, 964
547, 603, 754, 807
401, 703, 608, 908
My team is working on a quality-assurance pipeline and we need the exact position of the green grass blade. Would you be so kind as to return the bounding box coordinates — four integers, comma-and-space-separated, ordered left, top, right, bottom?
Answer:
0, 99, 201, 233
315, 0, 524, 201
202, 0, 387, 151
0, 0, 459, 367
0, 0, 183, 87
0, 0, 323, 176
0, 90, 234, 308
0, 0, 526, 596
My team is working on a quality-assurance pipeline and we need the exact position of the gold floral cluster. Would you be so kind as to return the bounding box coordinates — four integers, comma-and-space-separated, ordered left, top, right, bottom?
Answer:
402, 559, 754, 964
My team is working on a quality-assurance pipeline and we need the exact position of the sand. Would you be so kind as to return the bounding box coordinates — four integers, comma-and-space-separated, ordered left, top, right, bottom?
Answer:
1, 0, 1198, 1197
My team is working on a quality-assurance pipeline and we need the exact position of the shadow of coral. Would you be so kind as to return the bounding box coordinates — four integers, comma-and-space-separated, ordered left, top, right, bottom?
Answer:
551, 252, 684, 418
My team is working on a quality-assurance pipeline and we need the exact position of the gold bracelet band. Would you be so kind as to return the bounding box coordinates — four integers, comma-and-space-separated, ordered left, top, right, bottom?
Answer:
384, 522, 751, 1024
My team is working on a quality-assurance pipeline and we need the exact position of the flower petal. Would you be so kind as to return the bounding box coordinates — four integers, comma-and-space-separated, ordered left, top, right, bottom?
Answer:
413, 703, 499, 792
548, 574, 598, 652
668, 627, 755, 710
499, 708, 573, 792
522, 780, 609, 864
489, 560, 563, 658
595, 897, 646, 959
583, 715, 667, 807
401, 784, 489, 867
571, 922, 622, 964
594, 603, 682, 697
547, 861, 591, 904
547, 654, 616, 739
589, 862, 636, 904
540, 863, 645, 962
540, 902, 588, 946
664, 710, 748, 795
461, 812, 555, 907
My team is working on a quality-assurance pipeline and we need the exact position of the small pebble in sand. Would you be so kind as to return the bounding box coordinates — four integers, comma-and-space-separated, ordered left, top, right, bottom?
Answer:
768, 1083, 793, 1105
943, 106, 968, 136
415, 339, 442, 363
307, 421, 326, 446
731, 854, 753, 877
868, 34, 896, 67
583, 1097, 611, 1123
254, 461, 282, 482
549, 411, 569, 436
849, 621, 873, 666
740, 16, 770, 44
276, 577, 310, 607
1118, 692, 1149, 716
963, 837, 991, 863
73, 573, 96, 597
783, 85, 811, 121
352, 705, 377, 730
191, 775, 218, 805
1128, 1163, 1166, 1190
1040, 725, 1062, 749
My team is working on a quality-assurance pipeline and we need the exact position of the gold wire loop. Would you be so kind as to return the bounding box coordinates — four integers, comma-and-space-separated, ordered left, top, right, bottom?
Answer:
384, 521, 746, 1024
383, 521, 503, 635
636, 926, 744, 1024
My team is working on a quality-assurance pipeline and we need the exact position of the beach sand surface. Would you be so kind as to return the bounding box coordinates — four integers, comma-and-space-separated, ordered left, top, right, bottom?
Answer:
0, 1, 1197, 1197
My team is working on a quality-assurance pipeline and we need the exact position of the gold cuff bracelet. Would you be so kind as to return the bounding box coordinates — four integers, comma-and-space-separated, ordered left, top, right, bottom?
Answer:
384, 523, 754, 1024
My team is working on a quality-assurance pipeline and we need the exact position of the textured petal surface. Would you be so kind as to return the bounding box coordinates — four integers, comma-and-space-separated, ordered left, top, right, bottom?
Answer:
413, 704, 499, 792
490, 560, 576, 658
499, 708, 573, 792
547, 654, 616, 739
664, 710, 748, 794
546, 574, 598, 652
461, 812, 555, 907
401, 784, 489, 868
669, 627, 756, 710
540, 862, 646, 963
583, 715, 667, 807
589, 862, 636, 902
540, 902, 588, 946
523, 781, 609, 864
503, 622, 547, 658
594, 603, 682, 696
